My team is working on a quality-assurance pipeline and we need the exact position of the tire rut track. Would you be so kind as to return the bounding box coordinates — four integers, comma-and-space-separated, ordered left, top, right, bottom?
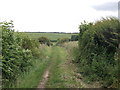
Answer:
37, 68, 50, 88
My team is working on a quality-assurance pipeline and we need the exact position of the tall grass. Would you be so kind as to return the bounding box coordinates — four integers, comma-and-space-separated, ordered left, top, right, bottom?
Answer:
62, 41, 79, 62
9, 45, 52, 88
46, 43, 82, 88
45, 47, 67, 88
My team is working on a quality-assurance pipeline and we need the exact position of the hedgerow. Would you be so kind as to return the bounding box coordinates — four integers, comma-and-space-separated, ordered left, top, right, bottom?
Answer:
56, 38, 70, 46
1, 21, 41, 87
38, 36, 52, 46
78, 17, 120, 88
70, 35, 78, 41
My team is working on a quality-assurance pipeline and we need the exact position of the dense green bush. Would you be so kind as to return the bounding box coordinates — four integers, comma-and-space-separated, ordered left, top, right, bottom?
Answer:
38, 37, 52, 46
0, 26, 2, 55
20, 34, 41, 58
56, 38, 70, 46
1, 21, 54, 88
70, 35, 78, 41
1, 21, 41, 87
78, 17, 120, 88
0, 23, 2, 89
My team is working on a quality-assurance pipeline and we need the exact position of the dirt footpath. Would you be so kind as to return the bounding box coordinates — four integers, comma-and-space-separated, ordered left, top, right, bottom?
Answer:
37, 69, 49, 88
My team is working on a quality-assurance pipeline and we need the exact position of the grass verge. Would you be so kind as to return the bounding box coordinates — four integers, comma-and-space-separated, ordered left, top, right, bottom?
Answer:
9, 46, 52, 88
45, 47, 66, 88
45, 45, 82, 88
13, 59, 50, 88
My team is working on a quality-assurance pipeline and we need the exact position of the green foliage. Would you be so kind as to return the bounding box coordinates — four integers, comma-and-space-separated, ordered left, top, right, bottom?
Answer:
1, 21, 47, 87
70, 35, 78, 41
1, 21, 39, 87
79, 21, 93, 40
20, 34, 41, 58
56, 38, 70, 46
0, 25, 2, 49
38, 37, 52, 46
78, 17, 120, 88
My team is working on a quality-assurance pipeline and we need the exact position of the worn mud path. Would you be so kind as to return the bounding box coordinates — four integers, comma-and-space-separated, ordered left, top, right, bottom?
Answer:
37, 68, 50, 88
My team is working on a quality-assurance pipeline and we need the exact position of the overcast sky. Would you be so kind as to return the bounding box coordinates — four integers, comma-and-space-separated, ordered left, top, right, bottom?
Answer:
0, 0, 119, 32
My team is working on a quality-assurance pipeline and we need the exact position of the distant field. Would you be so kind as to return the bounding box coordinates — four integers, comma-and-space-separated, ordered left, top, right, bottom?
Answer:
24, 32, 78, 41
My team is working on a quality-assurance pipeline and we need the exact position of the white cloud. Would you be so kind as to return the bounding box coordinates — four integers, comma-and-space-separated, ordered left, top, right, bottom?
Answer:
0, 0, 119, 32
92, 1, 118, 12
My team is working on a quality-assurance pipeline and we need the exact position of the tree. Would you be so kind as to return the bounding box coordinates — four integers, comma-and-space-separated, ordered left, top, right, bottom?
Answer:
38, 37, 51, 46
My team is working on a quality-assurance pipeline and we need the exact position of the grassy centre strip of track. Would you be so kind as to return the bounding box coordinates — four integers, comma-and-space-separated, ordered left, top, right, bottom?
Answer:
45, 46, 82, 88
